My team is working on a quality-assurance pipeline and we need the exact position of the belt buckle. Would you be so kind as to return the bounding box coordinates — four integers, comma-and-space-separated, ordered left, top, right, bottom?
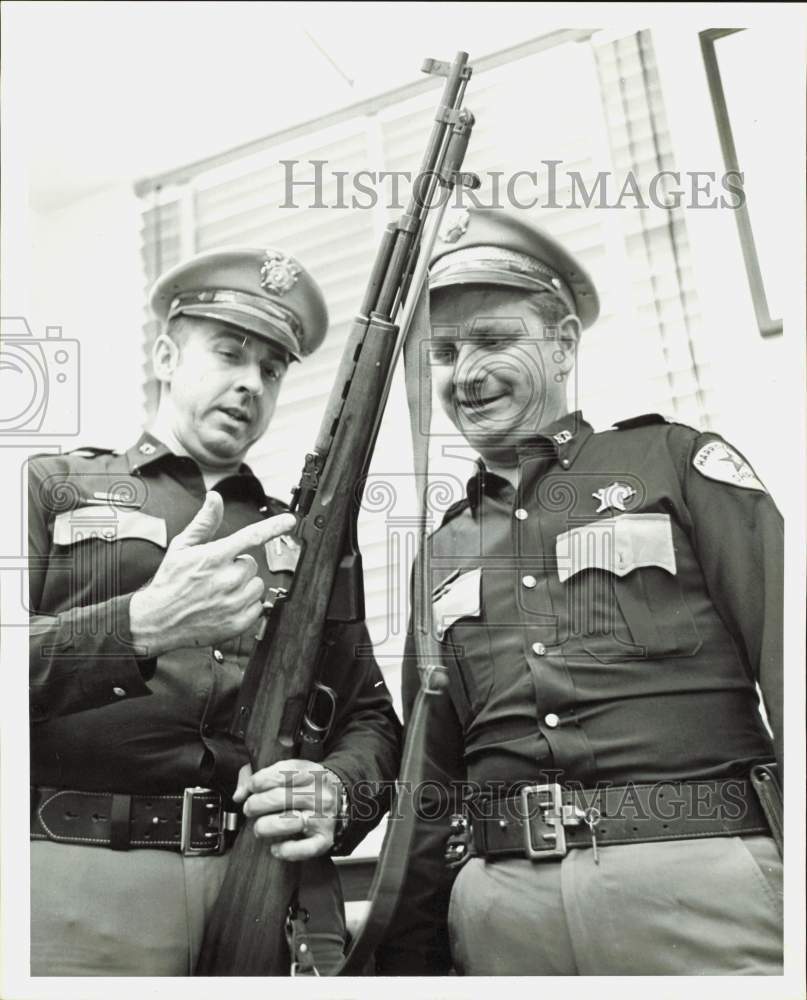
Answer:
180, 787, 234, 856
520, 783, 568, 860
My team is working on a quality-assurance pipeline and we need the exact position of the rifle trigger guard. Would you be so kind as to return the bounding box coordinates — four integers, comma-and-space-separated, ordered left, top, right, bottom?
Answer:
301, 682, 337, 746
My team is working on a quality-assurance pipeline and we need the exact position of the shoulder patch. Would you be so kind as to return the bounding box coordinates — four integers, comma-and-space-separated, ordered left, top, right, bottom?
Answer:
439, 498, 471, 527
612, 414, 668, 430
692, 440, 766, 493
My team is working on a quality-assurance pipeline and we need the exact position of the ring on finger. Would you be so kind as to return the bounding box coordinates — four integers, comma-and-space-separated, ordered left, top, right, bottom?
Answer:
290, 808, 310, 836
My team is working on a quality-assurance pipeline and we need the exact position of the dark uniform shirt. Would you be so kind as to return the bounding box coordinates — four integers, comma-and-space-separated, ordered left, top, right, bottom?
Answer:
379, 411, 782, 974
29, 431, 401, 855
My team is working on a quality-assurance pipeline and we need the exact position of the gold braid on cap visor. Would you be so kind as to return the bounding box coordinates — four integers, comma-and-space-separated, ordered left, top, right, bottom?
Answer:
168, 289, 303, 356
429, 246, 577, 315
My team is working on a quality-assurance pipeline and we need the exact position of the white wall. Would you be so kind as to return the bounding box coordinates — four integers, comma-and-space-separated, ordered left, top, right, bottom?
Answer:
27, 186, 147, 450
654, 26, 793, 503
20, 27, 795, 498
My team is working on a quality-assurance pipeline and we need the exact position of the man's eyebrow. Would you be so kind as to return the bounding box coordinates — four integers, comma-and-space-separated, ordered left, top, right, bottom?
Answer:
466, 318, 527, 337
261, 349, 289, 368
211, 329, 247, 346
210, 328, 287, 366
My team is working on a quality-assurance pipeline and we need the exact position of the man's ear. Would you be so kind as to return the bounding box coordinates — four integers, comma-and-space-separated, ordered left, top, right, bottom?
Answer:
152, 332, 180, 386
557, 314, 581, 373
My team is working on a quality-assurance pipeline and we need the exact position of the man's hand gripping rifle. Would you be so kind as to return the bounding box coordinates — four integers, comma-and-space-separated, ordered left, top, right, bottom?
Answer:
195, 51, 478, 976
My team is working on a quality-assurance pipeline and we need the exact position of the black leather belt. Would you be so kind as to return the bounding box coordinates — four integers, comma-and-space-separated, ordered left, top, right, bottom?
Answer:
446, 779, 771, 864
30, 786, 242, 855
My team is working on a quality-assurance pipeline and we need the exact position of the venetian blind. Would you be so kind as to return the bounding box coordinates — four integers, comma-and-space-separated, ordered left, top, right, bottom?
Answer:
138, 30, 711, 707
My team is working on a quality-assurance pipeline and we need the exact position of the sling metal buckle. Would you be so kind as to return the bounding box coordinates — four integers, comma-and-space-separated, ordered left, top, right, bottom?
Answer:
520, 783, 574, 860
180, 787, 239, 856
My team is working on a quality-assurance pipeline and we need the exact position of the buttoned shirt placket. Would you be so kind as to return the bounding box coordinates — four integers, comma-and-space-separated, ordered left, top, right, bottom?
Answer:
519, 434, 598, 785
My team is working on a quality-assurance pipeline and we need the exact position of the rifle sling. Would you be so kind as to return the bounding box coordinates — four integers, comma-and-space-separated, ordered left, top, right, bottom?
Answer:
338, 278, 446, 975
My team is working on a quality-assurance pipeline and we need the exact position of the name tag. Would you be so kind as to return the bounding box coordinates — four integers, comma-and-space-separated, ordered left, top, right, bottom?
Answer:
53, 508, 167, 548
555, 513, 676, 582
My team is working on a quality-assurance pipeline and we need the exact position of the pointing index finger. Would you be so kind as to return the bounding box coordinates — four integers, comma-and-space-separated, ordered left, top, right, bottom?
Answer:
211, 513, 297, 559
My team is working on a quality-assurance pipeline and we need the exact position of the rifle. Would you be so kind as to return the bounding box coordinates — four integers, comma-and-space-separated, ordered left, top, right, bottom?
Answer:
195, 52, 478, 976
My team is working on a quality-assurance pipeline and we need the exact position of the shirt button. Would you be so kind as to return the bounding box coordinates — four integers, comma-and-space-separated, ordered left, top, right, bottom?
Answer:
544, 712, 560, 728
531, 642, 546, 656
212, 649, 224, 664
514, 508, 528, 521
521, 575, 537, 589
561, 458, 571, 468
112, 686, 127, 698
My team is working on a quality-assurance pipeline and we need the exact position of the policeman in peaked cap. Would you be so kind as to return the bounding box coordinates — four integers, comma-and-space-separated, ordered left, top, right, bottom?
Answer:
28, 246, 401, 976
146, 247, 330, 475
378, 208, 783, 976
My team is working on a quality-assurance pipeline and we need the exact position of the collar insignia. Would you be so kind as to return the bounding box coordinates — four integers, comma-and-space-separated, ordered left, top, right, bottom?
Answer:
553, 430, 573, 445
593, 482, 636, 513
138, 442, 156, 456
260, 250, 300, 295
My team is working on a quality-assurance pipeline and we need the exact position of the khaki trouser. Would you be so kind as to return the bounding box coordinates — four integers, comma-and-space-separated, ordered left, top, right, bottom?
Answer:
448, 835, 782, 975
30, 841, 345, 976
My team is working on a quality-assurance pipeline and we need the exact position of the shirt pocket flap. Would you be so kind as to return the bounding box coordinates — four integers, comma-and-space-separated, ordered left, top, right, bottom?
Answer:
555, 513, 676, 582
53, 508, 168, 548
432, 567, 482, 640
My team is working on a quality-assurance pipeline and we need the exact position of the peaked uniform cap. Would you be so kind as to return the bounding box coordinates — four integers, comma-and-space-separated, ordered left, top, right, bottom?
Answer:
429, 207, 600, 330
149, 247, 328, 360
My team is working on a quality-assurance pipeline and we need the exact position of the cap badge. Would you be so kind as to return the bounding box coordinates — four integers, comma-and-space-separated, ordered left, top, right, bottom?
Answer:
593, 482, 636, 513
260, 250, 300, 295
438, 208, 470, 244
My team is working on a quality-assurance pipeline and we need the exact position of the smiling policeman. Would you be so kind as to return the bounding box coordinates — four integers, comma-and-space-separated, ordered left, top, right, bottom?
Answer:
378, 208, 783, 976
28, 248, 401, 976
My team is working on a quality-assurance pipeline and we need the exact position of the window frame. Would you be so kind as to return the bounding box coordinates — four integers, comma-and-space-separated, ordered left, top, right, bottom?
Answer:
699, 27, 783, 338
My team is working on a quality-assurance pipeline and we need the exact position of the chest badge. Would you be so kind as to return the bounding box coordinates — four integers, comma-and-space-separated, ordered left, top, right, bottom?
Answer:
593, 482, 636, 514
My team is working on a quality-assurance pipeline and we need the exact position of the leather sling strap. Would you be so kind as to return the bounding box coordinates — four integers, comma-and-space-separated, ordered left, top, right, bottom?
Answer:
338, 221, 449, 976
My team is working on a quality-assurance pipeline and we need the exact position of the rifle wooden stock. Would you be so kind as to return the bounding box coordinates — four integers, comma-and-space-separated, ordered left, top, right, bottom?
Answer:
195, 315, 397, 975
195, 50, 475, 977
